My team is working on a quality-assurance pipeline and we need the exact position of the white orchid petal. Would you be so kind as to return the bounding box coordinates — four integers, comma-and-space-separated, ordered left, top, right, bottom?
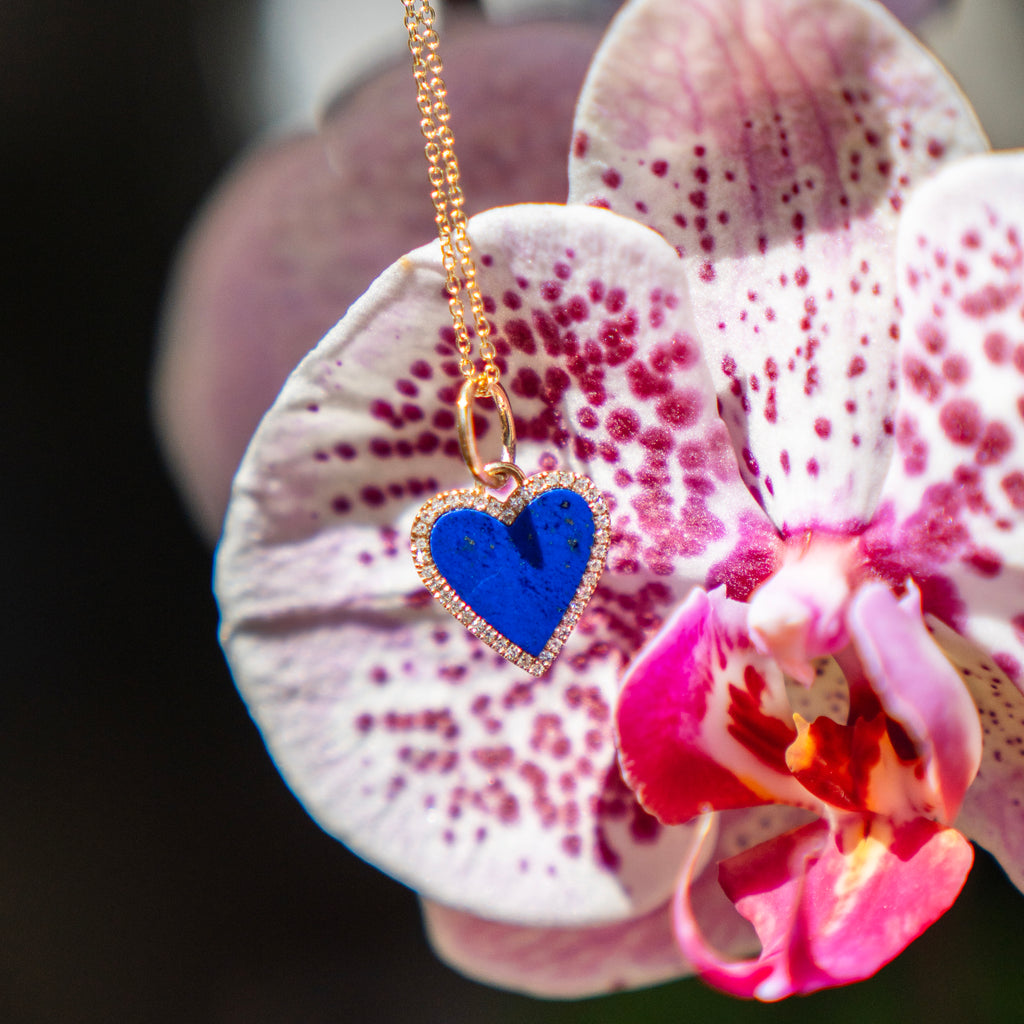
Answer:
216, 203, 759, 925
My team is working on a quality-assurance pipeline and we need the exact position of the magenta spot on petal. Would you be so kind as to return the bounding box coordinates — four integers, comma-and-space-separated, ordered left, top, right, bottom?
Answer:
976, 422, 1013, 465
607, 407, 640, 442
627, 360, 670, 399
964, 548, 1003, 577
961, 283, 1021, 318
605, 288, 627, 313
904, 356, 942, 401
814, 418, 832, 439
655, 389, 701, 428
652, 159, 668, 177
939, 399, 983, 445
1001, 471, 1024, 509
984, 332, 1009, 364
601, 168, 622, 189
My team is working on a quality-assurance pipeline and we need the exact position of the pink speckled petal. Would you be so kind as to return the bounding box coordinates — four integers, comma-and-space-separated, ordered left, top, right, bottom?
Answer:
616, 586, 811, 823
927, 616, 1024, 895
216, 203, 759, 925
846, 583, 982, 823
873, 152, 1024, 694
569, 0, 986, 532
673, 813, 973, 1000
421, 808, 778, 997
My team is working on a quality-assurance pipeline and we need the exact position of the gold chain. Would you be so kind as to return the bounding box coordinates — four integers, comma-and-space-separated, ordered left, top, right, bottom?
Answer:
402, 0, 499, 391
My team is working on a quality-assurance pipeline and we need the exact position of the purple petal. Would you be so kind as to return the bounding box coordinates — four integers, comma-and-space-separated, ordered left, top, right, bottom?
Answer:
569, 0, 986, 532
215, 204, 752, 925
881, 0, 949, 26
154, 20, 604, 539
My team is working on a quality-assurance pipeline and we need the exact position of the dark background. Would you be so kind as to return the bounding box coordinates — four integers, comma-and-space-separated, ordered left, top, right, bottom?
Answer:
3, 2, 1023, 1022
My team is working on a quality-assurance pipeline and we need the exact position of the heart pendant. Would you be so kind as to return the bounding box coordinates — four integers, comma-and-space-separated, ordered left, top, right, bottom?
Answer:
410, 471, 610, 675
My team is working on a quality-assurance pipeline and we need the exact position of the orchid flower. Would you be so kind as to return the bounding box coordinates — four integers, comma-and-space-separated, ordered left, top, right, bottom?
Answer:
203, 0, 1024, 1002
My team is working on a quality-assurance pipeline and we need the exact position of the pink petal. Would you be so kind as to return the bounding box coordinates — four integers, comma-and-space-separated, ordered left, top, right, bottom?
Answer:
872, 152, 1024, 695
846, 583, 982, 823
215, 204, 753, 925
154, 20, 604, 540
674, 813, 973, 1000
616, 586, 810, 823
422, 897, 688, 998
569, 0, 986, 532
928, 615, 1024, 895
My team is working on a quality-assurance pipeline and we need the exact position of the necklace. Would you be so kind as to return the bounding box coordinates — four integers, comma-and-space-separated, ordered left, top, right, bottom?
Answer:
402, 1, 610, 676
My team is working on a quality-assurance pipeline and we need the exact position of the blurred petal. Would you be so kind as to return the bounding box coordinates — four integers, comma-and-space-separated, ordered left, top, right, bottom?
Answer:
883, 0, 949, 25
872, 152, 1024, 690
481, 0, 616, 19
569, 0, 986, 531
216, 203, 749, 925
155, 20, 603, 539
422, 897, 687, 998
847, 584, 982, 823
616, 587, 810, 823
674, 814, 973, 1000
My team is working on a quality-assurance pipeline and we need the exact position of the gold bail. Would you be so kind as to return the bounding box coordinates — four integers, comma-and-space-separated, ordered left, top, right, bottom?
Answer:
456, 377, 524, 490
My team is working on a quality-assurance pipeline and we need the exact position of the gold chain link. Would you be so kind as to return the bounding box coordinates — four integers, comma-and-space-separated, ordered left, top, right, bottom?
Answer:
402, 0, 499, 390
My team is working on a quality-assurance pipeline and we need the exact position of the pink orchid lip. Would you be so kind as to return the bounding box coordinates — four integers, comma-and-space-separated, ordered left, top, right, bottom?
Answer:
673, 811, 974, 1000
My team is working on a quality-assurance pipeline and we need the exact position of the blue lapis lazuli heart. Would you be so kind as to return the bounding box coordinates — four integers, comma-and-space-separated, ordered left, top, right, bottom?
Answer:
429, 489, 596, 657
